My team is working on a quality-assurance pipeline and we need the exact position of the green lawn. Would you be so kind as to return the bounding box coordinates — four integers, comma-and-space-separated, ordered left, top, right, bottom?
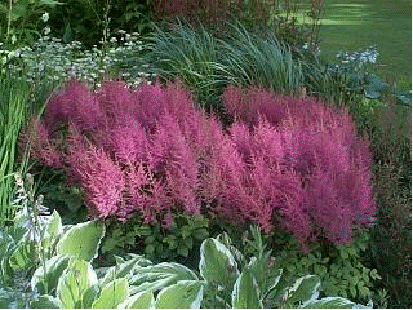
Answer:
294, 0, 412, 87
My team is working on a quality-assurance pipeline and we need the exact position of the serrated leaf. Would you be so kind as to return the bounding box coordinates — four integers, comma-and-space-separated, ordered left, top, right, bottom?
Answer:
92, 278, 129, 309
31, 255, 70, 295
119, 290, 155, 309
231, 267, 262, 309
284, 275, 321, 306
57, 220, 105, 261
155, 280, 203, 309
199, 238, 239, 287
57, 259, 98, 309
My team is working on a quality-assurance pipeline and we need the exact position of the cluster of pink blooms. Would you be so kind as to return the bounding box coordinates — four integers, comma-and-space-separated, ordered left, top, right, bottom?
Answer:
20, 78, 376, 251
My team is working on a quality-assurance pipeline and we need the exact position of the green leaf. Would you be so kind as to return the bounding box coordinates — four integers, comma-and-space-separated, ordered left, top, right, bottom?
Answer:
300, 296, 358, 309
57, 258, 98, 309
350, 285, 357, 298
46, 210, 62, 238
145, 244, 155, 254
129, 262, 198, 295
31, 255, 70, 295
193, 229, 209, 241
119, 290, 155, 309
177, 245, 188, 257
30, 294, 62, 309
199, 238, 239, 287
284, 275, 321, 306
9, 241, 34, 271
100, 254, 151, 289
39, 0, 62, 5
184, 237, 193, 249
155, 280, 203, 309
231, 267, 262, 309
92, 278, 129, 309
57, 220, 105, 261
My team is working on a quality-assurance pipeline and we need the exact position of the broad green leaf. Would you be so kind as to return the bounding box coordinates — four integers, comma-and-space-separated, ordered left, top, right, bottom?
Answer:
129, 262, 198, 295
57, 220, 105, 261
9, 241, 34, 271
284, 275, 321, 306
155, 280, 203, 309
231, 267, 262, 309
31, 255, 70, 295
46, 210, 62, 238
57, 259, 98, 309
30, 294, 62, 309
199, 238, 239, 287
118, 290, 155, 309
92, 278, 129, 309
99, 254, 151, 288
300, 296, 371, 309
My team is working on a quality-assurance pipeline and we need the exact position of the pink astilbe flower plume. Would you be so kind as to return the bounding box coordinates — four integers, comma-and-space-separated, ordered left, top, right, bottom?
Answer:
94, 113, 148, 165
95, 80, 138, 122
148, 113, 199, 215
134, 78, 166, 132
43, 79, 105, 133
66, 123, 125, 219
19, 117, 64, 168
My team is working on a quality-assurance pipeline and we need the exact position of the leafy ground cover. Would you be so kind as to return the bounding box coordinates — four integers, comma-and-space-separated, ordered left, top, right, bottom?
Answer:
0, 0, 411, 308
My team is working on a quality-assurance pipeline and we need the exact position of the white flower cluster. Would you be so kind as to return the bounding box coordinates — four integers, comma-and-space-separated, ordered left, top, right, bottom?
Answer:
0, 29, 154, 101
336, 45, 378, 66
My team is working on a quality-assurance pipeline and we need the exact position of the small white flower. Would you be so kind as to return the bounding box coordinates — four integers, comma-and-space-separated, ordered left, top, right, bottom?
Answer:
44, 26, 50, 35
42, 12, 49, 23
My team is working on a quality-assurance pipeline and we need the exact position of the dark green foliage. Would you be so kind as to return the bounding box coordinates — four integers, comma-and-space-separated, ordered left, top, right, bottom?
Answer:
100, 212, 210, 270
46, 0, 153, 48
265, 229, 386, 307
356, 96, 412, 309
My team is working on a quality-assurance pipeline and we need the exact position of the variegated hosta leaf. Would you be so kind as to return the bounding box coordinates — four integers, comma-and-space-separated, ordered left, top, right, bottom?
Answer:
31, 255, 70, 295
57, 220, 105, 261
300, 296, 372, 309
216, 231, 245, 267
9, 241, 35, 271
283, 275, 321, 307
46, 210, 62, 238
199, 238, 239, 287
129, 262, 198, 295
92, 278, 129, 309
231, 267, 263, 309
99, 254, 152, 288
155, 280, 204, 309
57, 258, 99, 309
118, 290, 155, 309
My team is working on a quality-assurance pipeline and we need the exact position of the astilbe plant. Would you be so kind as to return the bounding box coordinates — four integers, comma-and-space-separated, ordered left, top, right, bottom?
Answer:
222, 84, 376, 247
22, 78, 376, 252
